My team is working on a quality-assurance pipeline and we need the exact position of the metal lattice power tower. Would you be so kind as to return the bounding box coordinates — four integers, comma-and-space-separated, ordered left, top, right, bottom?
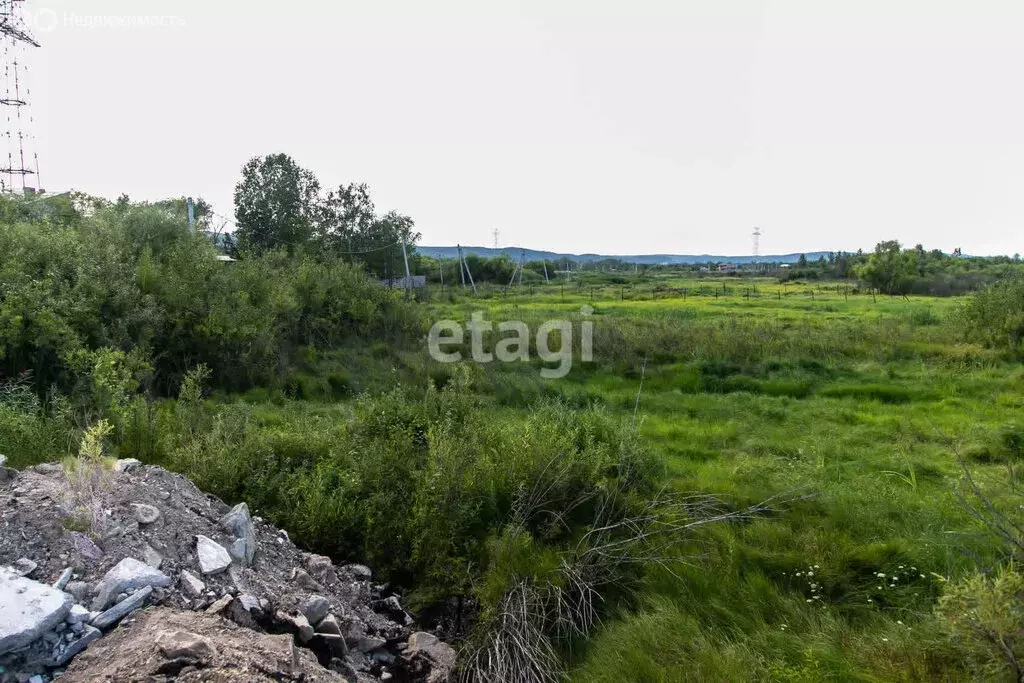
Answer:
0, 0, 41, 193
752, 226, 762, 263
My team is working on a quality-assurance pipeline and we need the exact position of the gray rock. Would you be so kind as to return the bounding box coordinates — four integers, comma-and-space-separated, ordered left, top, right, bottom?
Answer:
291, 568, 322, 591
113, 458, 141, 473
66, 605, 90, 624
301, 594, 331, 626
0, 453, 6, 466
353, 635, 387, 653
28, 676, 44, 683
66, 532, 103, 563
195, 536, 231, 575
277, 611, 314, 643
316, 632, 349, 657
228, 538, 248, 566
382, 595, 412, 625
64, 581, 91, 603
179, 570, 205, 598
225, 594, 261, 628
155, 630, 215, 661
52, 567, 73, 591
0, 568, 73, 655
32, 463, 62, 475
405, 631, 457, 678
0, 466, 16, 482
345, 564, 372, 580
91, 557, 171, 611
142, 545, 162, 570
11, 558, 37, 577
91, 585, 152, 630
219, 503, 257, 566
48, 624, 101, 666
205, 594, 232, 615
130, 504, 160, 525
317, 613, 342, 636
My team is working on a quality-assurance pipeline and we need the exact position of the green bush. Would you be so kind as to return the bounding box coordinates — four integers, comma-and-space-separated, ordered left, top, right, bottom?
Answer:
963, 276, 1024, 354
937, 563, 1024, 681
0, 195, 420, 398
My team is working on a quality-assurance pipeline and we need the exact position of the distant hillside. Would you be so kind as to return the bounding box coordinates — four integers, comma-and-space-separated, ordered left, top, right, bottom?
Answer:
417, 246, 833, 265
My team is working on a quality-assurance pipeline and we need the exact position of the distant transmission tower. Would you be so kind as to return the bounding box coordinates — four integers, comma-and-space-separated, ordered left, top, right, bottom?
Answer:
0, 0, 41, 194
752, 227, 762, 265
492, 228, 500, 249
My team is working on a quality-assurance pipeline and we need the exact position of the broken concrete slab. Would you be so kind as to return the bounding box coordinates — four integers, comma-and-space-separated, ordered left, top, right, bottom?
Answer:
195, 535, 231, 575
0, 567, 73, 656
91, 557, 170, 611
91, 585, 153, 630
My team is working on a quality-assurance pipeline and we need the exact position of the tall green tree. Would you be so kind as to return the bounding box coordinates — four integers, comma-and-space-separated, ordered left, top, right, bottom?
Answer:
234, 154, 321, 254
858, 240, 916, 294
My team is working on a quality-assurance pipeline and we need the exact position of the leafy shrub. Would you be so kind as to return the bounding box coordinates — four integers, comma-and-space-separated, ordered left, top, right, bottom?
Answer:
937, 563, 1024, 681
963, 276, 1024, 354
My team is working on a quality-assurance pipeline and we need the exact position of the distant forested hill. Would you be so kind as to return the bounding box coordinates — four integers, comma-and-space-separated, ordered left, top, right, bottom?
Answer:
417, 245, 832, 265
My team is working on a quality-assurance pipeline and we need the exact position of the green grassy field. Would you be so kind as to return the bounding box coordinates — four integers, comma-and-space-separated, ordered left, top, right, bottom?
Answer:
422, 276, 1020, 681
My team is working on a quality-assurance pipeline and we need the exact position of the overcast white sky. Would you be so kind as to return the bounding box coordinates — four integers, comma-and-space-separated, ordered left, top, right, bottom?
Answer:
20, 0, 1024, 255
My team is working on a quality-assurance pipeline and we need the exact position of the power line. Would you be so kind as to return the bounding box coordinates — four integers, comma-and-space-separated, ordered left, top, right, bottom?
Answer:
207, 211, 405, 254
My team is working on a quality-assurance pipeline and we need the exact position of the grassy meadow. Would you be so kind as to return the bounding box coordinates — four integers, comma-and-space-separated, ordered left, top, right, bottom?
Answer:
2, 204, 1020, 682
419, 275, 1020, 681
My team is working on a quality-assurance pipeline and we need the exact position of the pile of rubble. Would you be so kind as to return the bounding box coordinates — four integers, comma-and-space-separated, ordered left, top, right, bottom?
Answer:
0, 458, 456, 682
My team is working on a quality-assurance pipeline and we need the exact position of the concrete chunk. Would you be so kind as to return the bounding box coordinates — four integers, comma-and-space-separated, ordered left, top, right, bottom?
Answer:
219, 503, 257, 566
195, 535, 232, 575
0, 568, 73, 655
91, 557, 170, 611
48, 624, 101, 666
179, 570, 205, 598
91, 585, 152, 630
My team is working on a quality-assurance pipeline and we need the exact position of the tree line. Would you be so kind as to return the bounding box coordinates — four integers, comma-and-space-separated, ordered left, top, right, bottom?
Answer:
230, 153, 421, 280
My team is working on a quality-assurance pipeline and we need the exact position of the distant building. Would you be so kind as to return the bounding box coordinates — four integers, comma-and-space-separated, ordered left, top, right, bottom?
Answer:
379, 275, 427, 289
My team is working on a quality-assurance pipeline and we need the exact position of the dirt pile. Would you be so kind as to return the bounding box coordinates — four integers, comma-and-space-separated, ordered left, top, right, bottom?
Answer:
0, 459, 455, 683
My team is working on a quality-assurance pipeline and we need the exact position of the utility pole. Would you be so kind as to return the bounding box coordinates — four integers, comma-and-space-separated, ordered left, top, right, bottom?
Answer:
518, 249, 525, 288
457, 245, 466, 288
438, 258, 445, 294
458, 244, 477, 294
401, 238, 412, 299
752, 227, 762, 271
543, 259, 549, 283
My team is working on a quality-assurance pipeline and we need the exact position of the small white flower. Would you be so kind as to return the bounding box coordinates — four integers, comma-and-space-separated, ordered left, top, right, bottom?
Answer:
867, 599, 873, 603
807, 571, 814, 577
806, 599, 812, 603
796, 572, 802, 577
877, 573, 886, 578
814, 565, 820, 569
897, 620, 903, 625
882, 637, 889, 642
919, 574, 925, 579
878, 586, 883, 590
